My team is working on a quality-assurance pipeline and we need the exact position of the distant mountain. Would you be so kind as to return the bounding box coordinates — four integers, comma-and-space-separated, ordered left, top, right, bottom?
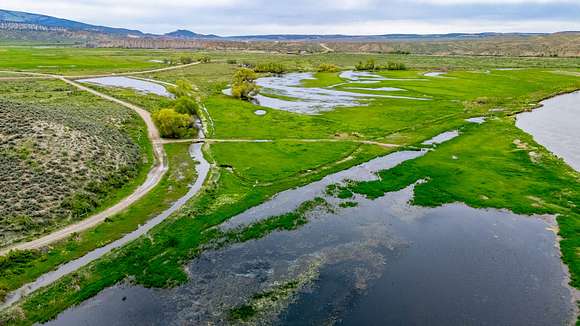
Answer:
0, 9, 144, 36
0, 8, 572, 44
226, 32, 549, 42
164, 29, 219, 39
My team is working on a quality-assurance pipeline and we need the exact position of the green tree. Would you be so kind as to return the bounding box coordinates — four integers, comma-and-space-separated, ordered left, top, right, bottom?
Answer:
152, 108, 193, 139
167, 80, 194, 98
231, 68, 259, 100
173, 96, 199, 116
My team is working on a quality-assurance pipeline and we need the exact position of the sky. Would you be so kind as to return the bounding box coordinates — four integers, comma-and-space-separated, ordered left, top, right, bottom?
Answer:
2, 0, 580, 36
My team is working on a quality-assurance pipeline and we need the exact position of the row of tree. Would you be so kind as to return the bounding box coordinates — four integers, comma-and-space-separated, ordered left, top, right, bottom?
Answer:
355, 59, 407, 71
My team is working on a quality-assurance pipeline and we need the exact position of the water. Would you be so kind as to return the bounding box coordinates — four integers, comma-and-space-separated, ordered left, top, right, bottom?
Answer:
224, 71, 430, 114
516, 91, 580, 171
466, 116, 486, 124
254, 109, 267, 116
424, 72, 447, 77
47, 186, 574, 326
78, 76, 173, 97
422, 130, 460, 145
339, 71, 427, 82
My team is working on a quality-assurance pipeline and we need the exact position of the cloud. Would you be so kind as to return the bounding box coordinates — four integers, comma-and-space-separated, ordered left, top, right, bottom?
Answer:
1, 0, 579, 35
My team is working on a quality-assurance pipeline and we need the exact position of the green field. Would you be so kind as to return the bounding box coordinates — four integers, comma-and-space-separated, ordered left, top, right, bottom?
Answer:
0, 48, 579, 325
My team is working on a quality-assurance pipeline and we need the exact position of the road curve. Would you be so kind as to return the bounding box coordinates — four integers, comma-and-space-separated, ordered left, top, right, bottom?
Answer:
0, 77, 168, 255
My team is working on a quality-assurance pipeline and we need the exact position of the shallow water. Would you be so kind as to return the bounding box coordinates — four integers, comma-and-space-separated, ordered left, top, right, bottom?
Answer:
466, 116, 486, 124
78, 76, 172, 97
424, 71, 447, 77
516, 91, 580, 171
224, 71, 430, 114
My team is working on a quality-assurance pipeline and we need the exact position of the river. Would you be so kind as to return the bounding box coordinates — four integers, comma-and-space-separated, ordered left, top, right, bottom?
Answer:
516, 91, 580, 171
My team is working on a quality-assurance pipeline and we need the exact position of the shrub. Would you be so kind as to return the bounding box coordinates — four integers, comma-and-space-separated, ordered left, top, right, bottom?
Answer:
355, 59, 407, 71
254, 62, 287, 74
355, 59, 376, 71
152, 108, 193, 139
317, 63, 340, 72
179, 56, 194, 64
173, 96, 199, 116
167, 80, 194, 98
226, 59, 237, 64
197, 55, 211, 63
231, 68, 259, 100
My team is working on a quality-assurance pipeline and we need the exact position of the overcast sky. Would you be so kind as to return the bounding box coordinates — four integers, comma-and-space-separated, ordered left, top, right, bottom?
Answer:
2, 0, 580, 36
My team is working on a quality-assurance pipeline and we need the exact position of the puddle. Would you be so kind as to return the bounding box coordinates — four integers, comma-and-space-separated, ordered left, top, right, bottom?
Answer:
421, 130, 460, 145
516, 91, 580, 171
78, 76, 173, 97
424, 72, 447, 77
466, 117, 486, 124
344, 87, 404, 92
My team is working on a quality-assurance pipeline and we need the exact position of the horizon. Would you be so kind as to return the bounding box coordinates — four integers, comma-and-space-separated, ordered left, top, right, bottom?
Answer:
1, 1, 579, 36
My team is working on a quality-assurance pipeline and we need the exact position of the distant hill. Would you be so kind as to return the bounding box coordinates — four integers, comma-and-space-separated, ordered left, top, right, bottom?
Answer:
0, 8, 579, 57
0, 9, 144, 36
164, 29, 219, 39
0, 8, 560, 42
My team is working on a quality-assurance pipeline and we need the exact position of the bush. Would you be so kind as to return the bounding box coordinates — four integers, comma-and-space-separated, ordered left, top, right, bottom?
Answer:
173, 96, 199, 116
179, 56, 194, 64
317, 63, 340, 72
197, 55, 211, 63
355, 59, 376, 71
226, 59, 238, 64
167, 80, 194, 98
152, 109, 193, 139
254, 62, 287, 74
231, 68, 259, 100
386, 62, 407, 70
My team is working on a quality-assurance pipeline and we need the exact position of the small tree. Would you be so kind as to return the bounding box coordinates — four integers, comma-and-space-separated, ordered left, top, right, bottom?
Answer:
167, 80, 194, 98
152, 108, 192, 138
231, 68, 259, 100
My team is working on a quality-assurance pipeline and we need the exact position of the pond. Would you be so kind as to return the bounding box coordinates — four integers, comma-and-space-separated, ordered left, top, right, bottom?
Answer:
516, 91, 580, 171
45, 129, 576, 325
77, 76, 173, 97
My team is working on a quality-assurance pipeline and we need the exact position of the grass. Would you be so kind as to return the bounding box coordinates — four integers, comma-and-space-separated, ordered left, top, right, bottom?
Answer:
0, 143, 196, 301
